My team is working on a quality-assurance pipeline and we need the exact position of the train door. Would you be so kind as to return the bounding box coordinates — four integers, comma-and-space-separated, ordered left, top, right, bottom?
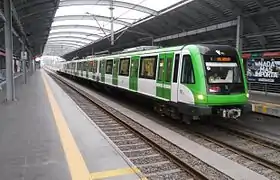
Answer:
80, 62, 83, 77
100, 60, 105, 82
129, 56, 139, 91
156, 53, 174, 100
86, 61, 89, 78
112, 58, 119, 85
74, 62, 77, 75
177, 54, 195, 104
171, 54, 180, 102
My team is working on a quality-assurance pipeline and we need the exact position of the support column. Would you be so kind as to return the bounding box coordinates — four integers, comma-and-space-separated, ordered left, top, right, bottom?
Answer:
236, 15, 243, 53
4, 0, 15, 101
29, 51, 33, 74
21, 43, 27, 84
110, 0, 114, 46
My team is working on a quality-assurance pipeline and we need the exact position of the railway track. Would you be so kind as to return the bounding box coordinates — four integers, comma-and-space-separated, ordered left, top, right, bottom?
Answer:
47, 71, 231, 180
179, 123, 280, 180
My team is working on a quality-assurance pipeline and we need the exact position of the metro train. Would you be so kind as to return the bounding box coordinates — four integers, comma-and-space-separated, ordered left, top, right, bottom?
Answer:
52, 44, 251, 123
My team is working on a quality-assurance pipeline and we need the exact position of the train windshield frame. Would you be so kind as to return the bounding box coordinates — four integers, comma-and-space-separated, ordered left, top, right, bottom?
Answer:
204, 56, 242, 84
203, 55, 245, 94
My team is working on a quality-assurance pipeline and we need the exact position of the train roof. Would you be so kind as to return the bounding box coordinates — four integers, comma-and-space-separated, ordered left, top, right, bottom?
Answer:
65, 44, 238, 63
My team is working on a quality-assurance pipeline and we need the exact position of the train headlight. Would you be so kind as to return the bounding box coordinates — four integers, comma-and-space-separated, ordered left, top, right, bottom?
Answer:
197, 94, 205, 100
246, 93, 249, 98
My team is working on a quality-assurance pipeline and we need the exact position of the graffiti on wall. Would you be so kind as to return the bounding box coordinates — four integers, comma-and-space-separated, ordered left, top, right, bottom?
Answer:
247, 57, 280, 83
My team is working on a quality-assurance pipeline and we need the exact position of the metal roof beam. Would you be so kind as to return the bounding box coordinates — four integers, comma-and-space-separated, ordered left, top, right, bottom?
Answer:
254, 0, 280, 30
223, 0, 242, 15
48, 36, 96, 42
244, 6, 280, 17
49, 31, 102, 38
154, 20, 237, 42
45, 44, 79, 49
221, 0, 268, 48
17, 0, 56, 11
53, 15, 131, 26
47, 39, 88, 46
46, 41, 85, 47
59, 0, 158, 16
198, 0, 225, 17
247, 19, 267, 48
245, 31, 280, 38
45, 43, 82, 48
0, 9, 6, 21
48, 37, 91, 44
11, 1, 29, 47
51, 24, 111, 33
21, 7, 56, 19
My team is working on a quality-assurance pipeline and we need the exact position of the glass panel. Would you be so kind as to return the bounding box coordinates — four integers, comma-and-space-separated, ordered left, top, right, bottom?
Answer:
157, 58, 164, 81
165, 58, 172, 82
106, 60, 113, 74
119, 58, 130, 76
181, 55, 195, 84
173, 54, 180, 83
140, 56, 157, 79
204, 55, 242, 84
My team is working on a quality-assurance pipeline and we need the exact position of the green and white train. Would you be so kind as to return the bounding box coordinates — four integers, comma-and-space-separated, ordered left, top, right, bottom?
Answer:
56, 44, 251, 123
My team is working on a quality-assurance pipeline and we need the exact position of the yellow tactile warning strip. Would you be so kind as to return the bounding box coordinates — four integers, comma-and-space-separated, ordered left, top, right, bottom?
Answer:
42, 72, 90, 180
42, 72, 146, 180
90, 167, 147, 180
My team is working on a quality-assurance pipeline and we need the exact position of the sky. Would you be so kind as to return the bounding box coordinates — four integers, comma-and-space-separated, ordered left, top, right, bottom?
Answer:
43, 0, 190, 56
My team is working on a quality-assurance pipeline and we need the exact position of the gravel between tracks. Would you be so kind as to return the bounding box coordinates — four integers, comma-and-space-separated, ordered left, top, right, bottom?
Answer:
50, 73, 232, 180
168, 124, 280, 179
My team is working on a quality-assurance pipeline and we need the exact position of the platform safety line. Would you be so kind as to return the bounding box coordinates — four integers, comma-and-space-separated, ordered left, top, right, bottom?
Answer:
90, 167, 148, 180
42, 72, 90, 180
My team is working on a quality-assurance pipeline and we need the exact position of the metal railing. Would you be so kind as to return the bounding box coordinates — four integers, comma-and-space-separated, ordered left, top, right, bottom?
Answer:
248, 82, 280, 94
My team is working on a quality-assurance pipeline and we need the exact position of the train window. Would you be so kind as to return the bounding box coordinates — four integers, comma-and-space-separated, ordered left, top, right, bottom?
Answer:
157, 58, 164, 81
173, 54, 180, 82
99, 60, 102, 72
181, 55, 195, 84
92, 61, 97, 73
84, 61, 89, 71
139, 56, 157, 79
165, 58, 173, 82
80, 62, 83, 71
119, 58, 130, 76
106, 59, 113, 74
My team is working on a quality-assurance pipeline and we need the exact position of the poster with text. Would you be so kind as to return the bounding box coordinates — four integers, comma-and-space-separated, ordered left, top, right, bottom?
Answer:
247, 57, 280, 83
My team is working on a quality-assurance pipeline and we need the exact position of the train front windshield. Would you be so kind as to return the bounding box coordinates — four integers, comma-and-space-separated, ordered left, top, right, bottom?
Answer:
203, 55, 244, 94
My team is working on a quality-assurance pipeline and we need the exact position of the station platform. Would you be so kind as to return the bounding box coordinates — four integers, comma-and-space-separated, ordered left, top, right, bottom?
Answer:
0, 69, 144, 180
249, 91, 280, 117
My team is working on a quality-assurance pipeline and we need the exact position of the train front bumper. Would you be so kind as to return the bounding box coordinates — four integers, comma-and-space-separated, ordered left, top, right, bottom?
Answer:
178, 103, 252, 117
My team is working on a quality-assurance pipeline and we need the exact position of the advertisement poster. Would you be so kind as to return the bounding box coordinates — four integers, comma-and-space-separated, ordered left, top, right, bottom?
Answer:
247, 57, 280, 83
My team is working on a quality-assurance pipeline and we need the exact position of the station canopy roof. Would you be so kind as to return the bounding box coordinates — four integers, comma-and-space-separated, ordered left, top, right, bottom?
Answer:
43, 0, 189, 56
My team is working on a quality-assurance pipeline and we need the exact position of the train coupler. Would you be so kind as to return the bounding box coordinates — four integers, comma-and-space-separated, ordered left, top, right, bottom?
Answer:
218, 108, 242, 119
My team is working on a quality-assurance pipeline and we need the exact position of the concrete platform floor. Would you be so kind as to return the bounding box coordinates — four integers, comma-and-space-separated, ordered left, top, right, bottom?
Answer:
0, 70, 143, 180
249, 91, 280, 105
55, 70, 269, 180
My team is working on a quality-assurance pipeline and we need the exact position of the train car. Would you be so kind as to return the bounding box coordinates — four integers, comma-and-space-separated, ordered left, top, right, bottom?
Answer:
58, 44, 251, 123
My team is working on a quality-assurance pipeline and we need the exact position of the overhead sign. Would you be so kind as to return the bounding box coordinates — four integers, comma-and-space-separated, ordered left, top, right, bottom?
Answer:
247, 57, 280, 83
21, 51, 27, 60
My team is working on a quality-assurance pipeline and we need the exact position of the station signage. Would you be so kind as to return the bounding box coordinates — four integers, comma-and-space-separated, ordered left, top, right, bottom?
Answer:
21, 51, 27, 60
